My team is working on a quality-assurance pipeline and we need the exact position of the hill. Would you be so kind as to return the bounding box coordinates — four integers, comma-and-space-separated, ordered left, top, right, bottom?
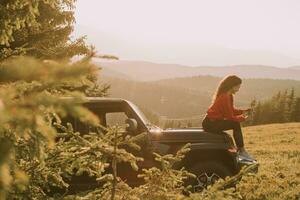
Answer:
98, 60, 300, 81
101, 76, 210, 119
289, 65, 300, 70
100, 75, 300, 120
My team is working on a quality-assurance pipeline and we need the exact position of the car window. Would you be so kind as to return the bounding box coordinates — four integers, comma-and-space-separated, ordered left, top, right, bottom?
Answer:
106, 112, 128, 131
59, 112, 105, 134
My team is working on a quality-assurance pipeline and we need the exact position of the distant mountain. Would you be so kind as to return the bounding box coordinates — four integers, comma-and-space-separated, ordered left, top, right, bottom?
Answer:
288, 66, 300, 70
74, 24, 300, 67
98, 60, 195, 81
97, 60, 300, 81
100, 66, 134, 80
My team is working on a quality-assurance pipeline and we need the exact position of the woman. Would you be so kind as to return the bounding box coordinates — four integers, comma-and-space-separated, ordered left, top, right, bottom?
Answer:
202, 75, 254, 160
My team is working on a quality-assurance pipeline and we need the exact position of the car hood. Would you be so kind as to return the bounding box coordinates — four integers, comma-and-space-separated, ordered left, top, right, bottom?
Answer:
150, 128, 230, 143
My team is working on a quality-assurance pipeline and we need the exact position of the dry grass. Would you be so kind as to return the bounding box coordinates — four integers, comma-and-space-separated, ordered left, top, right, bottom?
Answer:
243, 122, 300, 172
233, 122, 300, 200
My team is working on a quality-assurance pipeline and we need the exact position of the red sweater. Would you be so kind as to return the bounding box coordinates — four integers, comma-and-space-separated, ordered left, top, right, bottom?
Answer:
206, 93, 245, 122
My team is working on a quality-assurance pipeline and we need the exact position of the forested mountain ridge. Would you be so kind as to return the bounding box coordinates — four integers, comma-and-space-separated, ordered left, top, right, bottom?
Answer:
98, 60, 300, 81
288, 65, 300, 70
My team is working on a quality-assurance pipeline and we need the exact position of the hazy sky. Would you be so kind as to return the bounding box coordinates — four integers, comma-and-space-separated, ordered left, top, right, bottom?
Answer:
75, 0, 300, 67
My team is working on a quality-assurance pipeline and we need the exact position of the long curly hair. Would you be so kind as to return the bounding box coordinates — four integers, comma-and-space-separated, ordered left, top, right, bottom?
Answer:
212, 75, 242, 103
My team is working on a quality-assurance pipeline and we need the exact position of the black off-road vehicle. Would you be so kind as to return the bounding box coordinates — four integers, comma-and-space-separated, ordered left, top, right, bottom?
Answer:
64, 97, 258, 192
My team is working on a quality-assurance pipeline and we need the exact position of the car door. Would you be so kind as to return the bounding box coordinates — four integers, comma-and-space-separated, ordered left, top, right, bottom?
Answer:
104, 110, 156, 186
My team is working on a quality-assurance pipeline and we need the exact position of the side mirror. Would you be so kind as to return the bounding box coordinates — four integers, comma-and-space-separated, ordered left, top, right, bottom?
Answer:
125, 118, 138, 132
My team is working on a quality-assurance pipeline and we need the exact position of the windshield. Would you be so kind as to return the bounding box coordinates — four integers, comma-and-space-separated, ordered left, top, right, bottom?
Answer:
127, 100, 163, 132
128, 102, 150, 124
127, 101, 162, 132
126, 101, 150, 126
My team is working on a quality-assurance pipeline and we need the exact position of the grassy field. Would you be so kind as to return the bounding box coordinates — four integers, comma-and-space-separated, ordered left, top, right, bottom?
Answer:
196, 122, 299, 200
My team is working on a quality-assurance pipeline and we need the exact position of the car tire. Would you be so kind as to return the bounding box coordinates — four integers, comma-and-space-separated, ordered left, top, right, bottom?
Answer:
186, 161, 233, 192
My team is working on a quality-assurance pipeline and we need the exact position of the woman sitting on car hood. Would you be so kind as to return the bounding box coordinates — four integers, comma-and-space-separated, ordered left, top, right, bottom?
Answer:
202, 75, 254, 161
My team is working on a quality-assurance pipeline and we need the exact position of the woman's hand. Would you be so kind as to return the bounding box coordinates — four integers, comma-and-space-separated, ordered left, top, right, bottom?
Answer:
243, 108, 253, 114
242, 113, 249, 119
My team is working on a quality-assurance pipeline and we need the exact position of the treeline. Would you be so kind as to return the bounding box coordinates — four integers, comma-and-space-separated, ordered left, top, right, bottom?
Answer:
249, 88, 300, 125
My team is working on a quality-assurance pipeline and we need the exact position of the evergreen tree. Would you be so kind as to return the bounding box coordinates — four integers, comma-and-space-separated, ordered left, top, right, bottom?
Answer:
287, 88, 295, 121
0, 57, 101, 199
290, 97, 300, 122
287, 88, 295, 111
255, 102, 262, 125
0, 0, 89, 61
281, 89, 290, 122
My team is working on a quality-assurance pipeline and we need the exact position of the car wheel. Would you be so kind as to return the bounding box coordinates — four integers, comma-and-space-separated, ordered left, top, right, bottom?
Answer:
186, 161, 233, 192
